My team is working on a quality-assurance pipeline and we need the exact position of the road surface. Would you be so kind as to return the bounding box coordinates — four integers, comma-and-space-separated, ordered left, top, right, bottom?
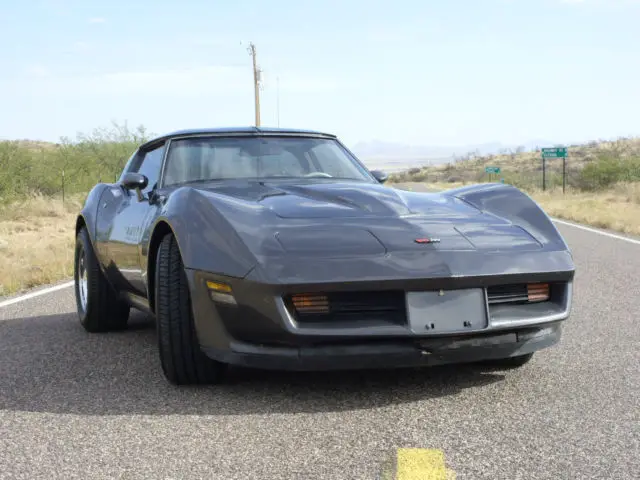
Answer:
1, 184, 639, 479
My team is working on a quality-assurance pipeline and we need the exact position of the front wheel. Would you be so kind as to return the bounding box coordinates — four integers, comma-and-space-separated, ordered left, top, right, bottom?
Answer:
155, 234, 226, 385
74, 227, 130, 332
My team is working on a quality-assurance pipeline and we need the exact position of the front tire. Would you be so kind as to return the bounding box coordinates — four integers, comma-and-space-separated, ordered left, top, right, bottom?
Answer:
155, 234, 225, 385
74, 227, 130, 332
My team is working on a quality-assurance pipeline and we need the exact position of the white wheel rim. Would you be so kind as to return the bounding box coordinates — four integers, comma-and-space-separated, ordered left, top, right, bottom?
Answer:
78, 253, 88, 311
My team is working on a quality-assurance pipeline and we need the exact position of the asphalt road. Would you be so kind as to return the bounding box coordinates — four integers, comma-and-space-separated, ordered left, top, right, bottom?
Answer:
1, 190, 639, 479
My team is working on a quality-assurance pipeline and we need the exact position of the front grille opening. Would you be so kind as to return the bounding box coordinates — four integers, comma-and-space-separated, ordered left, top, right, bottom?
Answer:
288, 290, 406, 325
487, 283, 552, 305
527, 283, 550, 302
291, 294, 329, 314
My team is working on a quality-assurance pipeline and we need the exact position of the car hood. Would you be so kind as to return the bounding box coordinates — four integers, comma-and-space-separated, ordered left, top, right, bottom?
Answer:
192, 180, 546, 255
196, 180, 483, 219
168, 180, 573, 283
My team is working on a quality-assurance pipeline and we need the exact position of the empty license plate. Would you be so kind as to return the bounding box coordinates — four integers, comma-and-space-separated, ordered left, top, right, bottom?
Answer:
406, 289, 488, 334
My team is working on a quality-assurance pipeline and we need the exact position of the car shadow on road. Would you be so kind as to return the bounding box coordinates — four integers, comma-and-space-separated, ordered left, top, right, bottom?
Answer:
0, 312, 506, 416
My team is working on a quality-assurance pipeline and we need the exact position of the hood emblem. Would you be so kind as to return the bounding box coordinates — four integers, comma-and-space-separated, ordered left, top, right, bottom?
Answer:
414, 238, 441, 244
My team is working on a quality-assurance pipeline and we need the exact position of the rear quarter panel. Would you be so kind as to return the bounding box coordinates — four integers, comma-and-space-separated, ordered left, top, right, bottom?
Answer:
77, 183, 111, 262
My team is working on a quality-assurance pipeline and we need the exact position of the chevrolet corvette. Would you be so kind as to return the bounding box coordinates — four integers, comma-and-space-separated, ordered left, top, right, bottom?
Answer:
74, 127, 575, 385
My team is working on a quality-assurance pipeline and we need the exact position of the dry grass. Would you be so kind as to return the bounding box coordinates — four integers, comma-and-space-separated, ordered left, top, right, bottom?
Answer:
0, 195, 80, 296
395, 181, 640, 236
531, 183, 640, 235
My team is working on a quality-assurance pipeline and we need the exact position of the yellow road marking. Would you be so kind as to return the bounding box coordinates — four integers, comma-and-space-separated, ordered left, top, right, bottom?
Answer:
396, 448, 456, 480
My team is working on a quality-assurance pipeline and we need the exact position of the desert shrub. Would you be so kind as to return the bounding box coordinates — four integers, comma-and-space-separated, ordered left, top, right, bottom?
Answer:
0, 122, 150, 203
577, 154, 640, 190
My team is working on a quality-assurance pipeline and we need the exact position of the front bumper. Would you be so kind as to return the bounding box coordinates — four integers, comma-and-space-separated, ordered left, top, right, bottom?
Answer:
186, 268, 572, 371
201, 323, 562, 371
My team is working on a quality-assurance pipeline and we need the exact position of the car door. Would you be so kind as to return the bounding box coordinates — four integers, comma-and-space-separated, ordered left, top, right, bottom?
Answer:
99, 142, 166, 298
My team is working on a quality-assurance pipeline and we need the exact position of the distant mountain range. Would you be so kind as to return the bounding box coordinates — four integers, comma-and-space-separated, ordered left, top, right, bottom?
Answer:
350, 139, 555, 164
349, 138, 560, 174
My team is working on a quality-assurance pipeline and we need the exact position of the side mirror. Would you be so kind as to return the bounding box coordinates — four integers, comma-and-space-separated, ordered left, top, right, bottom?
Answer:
121, 172, 148, 201
370, 170, 389, 184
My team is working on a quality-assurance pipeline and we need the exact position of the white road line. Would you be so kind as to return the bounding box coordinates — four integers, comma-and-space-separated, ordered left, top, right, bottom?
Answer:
552, 218, 640, 246
0, 281, 74, 308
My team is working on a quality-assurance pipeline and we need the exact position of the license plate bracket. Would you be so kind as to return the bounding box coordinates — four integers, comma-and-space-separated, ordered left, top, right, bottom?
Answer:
406, 289, 488, 334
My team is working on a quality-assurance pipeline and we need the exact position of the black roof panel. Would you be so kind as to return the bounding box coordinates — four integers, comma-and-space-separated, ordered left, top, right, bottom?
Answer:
141, 126, 336, 150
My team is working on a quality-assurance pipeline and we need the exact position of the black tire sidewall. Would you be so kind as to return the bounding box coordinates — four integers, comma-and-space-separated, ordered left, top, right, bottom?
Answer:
154, 239, 170, 378
74, 230, 90, 323
154, 234, 223, 384
74, 227, 129, 332
155, 235, 177, 382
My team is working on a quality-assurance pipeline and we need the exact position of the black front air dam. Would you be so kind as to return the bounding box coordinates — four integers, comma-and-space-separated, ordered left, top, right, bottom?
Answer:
200, 323, 562, 371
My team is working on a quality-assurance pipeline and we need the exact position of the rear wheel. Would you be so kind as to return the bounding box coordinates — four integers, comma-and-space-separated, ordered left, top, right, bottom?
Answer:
155, 234, 226, 385
74, 227, 130, 332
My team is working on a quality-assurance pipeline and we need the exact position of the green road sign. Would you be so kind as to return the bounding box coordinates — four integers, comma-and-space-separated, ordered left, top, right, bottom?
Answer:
485, 166, 501, 174
542, 147, 568, 158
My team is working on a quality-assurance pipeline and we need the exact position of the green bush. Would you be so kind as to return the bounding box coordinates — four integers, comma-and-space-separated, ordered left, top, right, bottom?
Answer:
0, 122, 150, 203
577, 154, 640, 190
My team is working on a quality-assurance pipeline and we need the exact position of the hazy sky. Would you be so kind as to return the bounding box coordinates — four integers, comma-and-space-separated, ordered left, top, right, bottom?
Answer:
1, 0, 639, 147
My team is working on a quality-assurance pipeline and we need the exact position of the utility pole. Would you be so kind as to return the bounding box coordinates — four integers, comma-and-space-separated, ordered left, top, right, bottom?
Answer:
247, 42, 261, 126
276, 76, 280, 127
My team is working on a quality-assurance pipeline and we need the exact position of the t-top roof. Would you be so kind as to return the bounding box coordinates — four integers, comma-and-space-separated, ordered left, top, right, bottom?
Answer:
140, 126, 336, 150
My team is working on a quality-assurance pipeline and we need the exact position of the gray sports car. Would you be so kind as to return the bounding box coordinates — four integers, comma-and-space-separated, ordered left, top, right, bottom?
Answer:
74, 127, 575, 385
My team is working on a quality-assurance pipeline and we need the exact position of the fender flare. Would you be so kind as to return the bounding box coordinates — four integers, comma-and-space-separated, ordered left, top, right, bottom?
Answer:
443, 183, 569, 250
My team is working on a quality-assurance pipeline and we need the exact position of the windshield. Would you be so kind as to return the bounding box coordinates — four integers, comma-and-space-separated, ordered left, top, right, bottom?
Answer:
162, 136, 374, 186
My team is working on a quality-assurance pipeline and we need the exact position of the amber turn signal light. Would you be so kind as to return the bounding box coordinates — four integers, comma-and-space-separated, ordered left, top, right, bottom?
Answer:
527, 283, 550, 302
206, 281, 236, 305
206, 281, 232, 293
291, 294, 329, 314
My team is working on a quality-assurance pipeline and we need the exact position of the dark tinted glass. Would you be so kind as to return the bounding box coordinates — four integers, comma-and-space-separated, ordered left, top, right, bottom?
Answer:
135, 144, 165, 193
162, 137, 372, 185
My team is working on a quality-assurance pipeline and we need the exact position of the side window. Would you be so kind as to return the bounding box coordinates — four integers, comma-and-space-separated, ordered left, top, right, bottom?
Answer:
118, 151, 139, 183
134, 144, 165, 193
